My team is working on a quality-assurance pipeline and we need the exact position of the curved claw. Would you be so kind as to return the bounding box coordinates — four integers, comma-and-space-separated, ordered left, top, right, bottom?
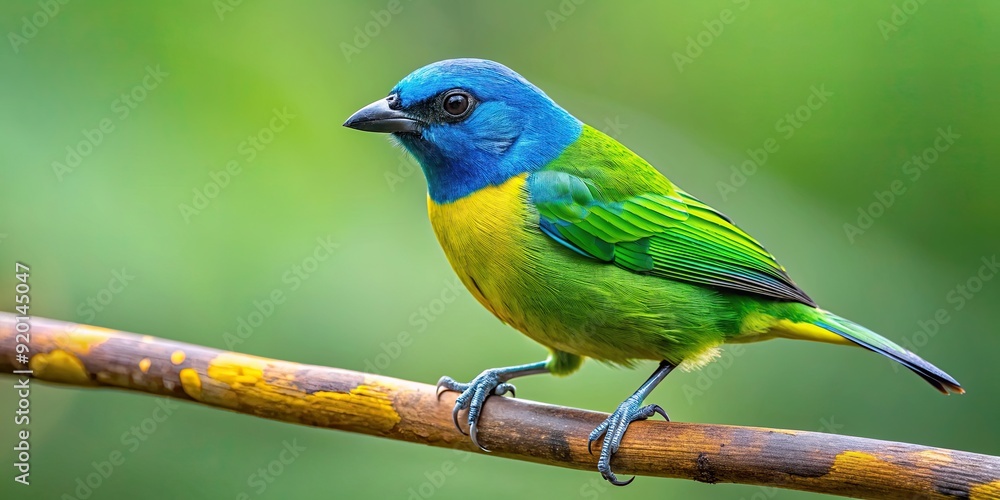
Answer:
605, 473, 635, 487
587, 419, 610, 456
452, 403, 467, 436
649, 404, 669, 422
587, 430, 604, 456
469, 420, 490, 452
494, 382, 516, 398
436, 376, 463, 400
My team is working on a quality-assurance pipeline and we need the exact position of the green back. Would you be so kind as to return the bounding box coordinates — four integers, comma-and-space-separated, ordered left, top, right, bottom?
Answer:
527, 125, 815, 306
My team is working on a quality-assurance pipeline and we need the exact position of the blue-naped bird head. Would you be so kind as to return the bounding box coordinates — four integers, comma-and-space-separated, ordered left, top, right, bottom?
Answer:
345, 59, 582, 203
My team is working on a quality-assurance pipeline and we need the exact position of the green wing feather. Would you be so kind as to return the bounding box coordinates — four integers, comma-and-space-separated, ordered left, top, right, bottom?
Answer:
528, 125, 815, 306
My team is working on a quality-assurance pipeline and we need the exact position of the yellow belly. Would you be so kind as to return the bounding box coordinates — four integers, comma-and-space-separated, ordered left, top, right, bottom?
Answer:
427, 173, 535, 332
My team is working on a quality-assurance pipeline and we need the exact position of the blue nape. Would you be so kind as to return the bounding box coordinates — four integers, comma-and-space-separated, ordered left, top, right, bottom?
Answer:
390, 59, 583, 204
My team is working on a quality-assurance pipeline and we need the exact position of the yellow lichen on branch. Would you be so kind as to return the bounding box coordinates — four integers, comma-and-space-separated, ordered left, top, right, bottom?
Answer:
1, 313, 998, 500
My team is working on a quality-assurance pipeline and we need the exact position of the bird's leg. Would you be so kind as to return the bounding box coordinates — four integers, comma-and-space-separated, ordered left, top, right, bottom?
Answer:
436, 361, 549, 451
588, 360, 675, 486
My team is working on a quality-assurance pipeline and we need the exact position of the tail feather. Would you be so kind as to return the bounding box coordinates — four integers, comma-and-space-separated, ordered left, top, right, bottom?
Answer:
815, 311, 964, 395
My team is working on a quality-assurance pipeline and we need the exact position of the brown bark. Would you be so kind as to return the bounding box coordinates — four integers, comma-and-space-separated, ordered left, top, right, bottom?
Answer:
1, 313, 997, 499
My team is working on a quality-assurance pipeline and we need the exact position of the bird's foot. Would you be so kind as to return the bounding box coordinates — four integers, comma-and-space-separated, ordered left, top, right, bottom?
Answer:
588, 397, 669, 486
436, 370, 518, 451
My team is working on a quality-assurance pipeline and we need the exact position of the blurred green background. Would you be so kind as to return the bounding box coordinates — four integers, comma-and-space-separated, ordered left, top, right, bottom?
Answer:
1, 1, 998, 499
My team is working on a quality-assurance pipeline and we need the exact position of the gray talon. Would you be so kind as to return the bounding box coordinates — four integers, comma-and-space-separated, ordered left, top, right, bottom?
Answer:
435, 369, 524, 452
592, 400, 668, 486
434, 361, 550, 455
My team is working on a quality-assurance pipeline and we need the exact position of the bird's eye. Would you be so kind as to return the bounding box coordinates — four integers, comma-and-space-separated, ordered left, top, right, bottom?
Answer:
441, 90, 472, 118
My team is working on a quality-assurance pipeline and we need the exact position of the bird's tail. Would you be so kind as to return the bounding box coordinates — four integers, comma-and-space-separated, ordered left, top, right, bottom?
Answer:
775, 309, 964, 395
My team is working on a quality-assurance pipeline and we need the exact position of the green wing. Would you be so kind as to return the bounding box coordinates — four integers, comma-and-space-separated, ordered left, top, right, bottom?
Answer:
527, 126, 814, 306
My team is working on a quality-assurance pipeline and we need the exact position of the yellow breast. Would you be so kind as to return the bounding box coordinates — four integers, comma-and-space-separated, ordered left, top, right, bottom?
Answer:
426, 173, 534, 329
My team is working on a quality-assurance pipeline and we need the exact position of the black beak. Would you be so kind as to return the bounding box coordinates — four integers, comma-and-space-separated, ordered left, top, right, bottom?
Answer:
343, 95, 422, 133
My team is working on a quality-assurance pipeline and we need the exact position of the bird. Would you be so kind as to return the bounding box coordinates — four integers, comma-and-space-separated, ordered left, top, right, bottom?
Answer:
343, 58, 964, 485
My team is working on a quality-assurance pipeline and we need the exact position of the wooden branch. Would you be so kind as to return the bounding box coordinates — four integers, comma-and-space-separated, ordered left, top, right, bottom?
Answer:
1, 313, 997, 499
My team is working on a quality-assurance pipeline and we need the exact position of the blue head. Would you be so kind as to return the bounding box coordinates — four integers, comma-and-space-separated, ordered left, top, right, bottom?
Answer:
344, 59, 583, 203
